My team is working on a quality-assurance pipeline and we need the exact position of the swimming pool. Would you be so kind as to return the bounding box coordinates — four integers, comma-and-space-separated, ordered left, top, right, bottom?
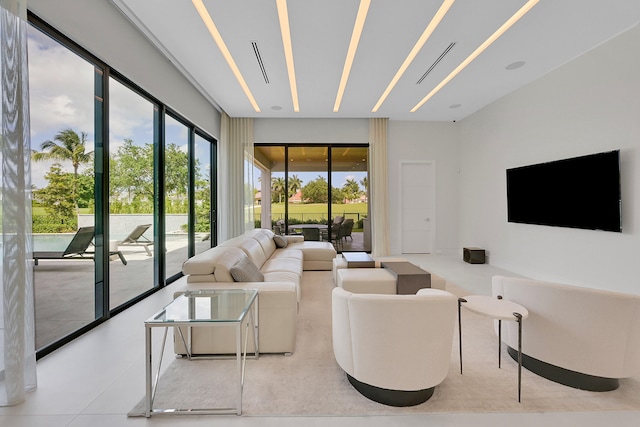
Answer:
31, 233, 188, 251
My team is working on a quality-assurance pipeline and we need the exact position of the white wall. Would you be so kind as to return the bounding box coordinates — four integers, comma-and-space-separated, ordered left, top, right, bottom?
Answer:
27, 0, 220, 139
387, 121, 459, 255
457, 24, 640, 294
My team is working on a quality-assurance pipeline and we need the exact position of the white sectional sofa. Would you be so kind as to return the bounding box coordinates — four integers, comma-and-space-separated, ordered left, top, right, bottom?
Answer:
176, 228, 336, 355
492, 275, 640, 391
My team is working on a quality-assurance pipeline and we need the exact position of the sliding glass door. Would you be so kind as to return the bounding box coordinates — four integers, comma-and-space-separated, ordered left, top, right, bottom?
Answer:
27, 16, 218, 357
331, 146, 369, 251
28, 25, 98, 351
164, 115, 189, 279
287, 146, 329, 239
108, 77, 156, 310
254, 144, 369, 251
194, 132, 215, 254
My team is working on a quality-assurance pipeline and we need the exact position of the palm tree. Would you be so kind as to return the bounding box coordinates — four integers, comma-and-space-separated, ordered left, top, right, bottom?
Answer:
271, 176, 286, 203
288, 174, 303, 198
343, 178, 360, 202
32, 128, 94, 212
359, 176, 368, 192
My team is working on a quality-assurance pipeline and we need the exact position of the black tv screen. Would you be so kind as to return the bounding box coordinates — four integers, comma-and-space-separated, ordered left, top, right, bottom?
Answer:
506, 150, 621, 232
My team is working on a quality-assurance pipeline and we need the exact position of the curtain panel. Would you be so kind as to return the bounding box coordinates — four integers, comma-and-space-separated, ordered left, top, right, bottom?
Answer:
369, 118, 390, 257
0, 0, 37, 406
219, 113, 254, 241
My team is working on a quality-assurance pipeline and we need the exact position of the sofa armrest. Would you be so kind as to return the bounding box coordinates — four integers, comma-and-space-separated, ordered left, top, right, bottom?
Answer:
173, 281, 298, 355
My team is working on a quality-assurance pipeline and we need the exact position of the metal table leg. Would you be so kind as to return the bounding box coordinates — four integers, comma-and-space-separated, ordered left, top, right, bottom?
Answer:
457, 298, 466, 374
514, 312, 523, 403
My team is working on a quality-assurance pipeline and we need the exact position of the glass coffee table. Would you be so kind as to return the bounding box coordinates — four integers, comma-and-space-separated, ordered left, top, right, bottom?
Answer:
144, 289, 259, 416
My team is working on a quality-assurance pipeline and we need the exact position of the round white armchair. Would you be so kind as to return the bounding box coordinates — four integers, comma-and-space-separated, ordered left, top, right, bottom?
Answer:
331, 286, 457, 406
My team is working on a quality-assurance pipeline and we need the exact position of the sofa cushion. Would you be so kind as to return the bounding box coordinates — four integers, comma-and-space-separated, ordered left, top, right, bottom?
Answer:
273, 235, 288, 248
286, 241, 336, 262
247, 228, 278, 256
234, 237, 269, 269
269, 248, 303, 263
262, 257, 304, 277
230, 257, 264, 282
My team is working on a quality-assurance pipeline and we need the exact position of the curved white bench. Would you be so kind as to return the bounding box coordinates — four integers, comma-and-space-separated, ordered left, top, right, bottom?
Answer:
492, 275, 640, 391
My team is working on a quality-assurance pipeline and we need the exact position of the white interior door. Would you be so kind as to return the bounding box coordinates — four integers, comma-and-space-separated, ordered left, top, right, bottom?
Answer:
400, 161, 435, 254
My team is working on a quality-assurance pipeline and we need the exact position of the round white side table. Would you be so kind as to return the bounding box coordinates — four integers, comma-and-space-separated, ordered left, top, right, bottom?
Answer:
458, 295, 529, 402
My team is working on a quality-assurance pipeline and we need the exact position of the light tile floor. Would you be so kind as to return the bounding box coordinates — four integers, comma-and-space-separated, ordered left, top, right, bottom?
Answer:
1, 254, 638, 426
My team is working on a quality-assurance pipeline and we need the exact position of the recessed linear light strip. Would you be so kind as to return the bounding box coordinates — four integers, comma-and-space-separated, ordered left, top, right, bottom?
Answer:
333, 0, 371, 113
410, 0, 539, 113
276, 0, 300, 113
192, 0, 261, 112
371, 0, 455, 113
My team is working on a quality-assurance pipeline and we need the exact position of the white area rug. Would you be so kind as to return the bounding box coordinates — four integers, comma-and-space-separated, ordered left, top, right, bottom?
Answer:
129, 271, 640, 416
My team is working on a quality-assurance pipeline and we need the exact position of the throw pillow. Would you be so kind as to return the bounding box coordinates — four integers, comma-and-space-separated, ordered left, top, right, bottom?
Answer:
230, 257, 264, 282
273, 235, 288, 248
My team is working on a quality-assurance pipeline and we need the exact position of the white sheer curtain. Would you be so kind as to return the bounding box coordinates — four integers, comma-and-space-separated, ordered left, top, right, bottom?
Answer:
369, 118, 390, 257
0, 0, 37, 406
219, 112, 254, 241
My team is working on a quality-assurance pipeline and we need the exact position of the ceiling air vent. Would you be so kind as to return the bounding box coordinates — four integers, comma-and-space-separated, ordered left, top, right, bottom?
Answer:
251, 41, 269, 84
417, 42, 455, 84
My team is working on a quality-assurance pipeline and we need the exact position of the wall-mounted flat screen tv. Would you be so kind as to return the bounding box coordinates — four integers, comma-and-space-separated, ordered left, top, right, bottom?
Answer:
506, 150, 621, 232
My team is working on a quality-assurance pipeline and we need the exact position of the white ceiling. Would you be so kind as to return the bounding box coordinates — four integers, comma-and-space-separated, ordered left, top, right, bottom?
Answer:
112, 0, 640, 122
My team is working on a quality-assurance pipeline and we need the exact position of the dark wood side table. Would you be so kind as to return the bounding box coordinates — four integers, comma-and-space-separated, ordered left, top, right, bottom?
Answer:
342, 252, 375, 268
380, 261, 431, 294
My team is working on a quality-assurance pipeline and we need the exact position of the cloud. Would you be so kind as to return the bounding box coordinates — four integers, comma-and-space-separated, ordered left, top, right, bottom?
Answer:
28, 27, 156, 150
28, 29, 94, 140
27, 26, 157, 188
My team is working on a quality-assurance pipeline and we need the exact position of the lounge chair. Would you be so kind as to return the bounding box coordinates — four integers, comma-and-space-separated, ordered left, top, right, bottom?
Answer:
118, 224, 153, 256
33, 226, 127, 266
341, 218, 354, 241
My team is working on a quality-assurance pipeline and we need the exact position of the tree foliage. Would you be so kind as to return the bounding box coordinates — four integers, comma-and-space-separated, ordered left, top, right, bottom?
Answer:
109, 139, 153, 201
288, 174, 302, 197
271, 177, 286, 203
32, 128, 94, 212
33, 129, 201, 232
342, 178, 360, 202
33, 164, 78, 231
301, 176, 328, 203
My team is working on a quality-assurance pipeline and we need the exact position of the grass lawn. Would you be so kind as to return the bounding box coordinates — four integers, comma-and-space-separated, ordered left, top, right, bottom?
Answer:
255, 203, 367, 226
32, 206, 92, 216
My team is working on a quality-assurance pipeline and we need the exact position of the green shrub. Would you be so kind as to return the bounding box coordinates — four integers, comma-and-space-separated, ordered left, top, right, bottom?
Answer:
32, 215, 78, 233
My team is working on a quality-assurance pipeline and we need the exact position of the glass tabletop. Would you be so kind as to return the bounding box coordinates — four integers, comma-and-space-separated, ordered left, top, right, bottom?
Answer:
146, 289, 258, 324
